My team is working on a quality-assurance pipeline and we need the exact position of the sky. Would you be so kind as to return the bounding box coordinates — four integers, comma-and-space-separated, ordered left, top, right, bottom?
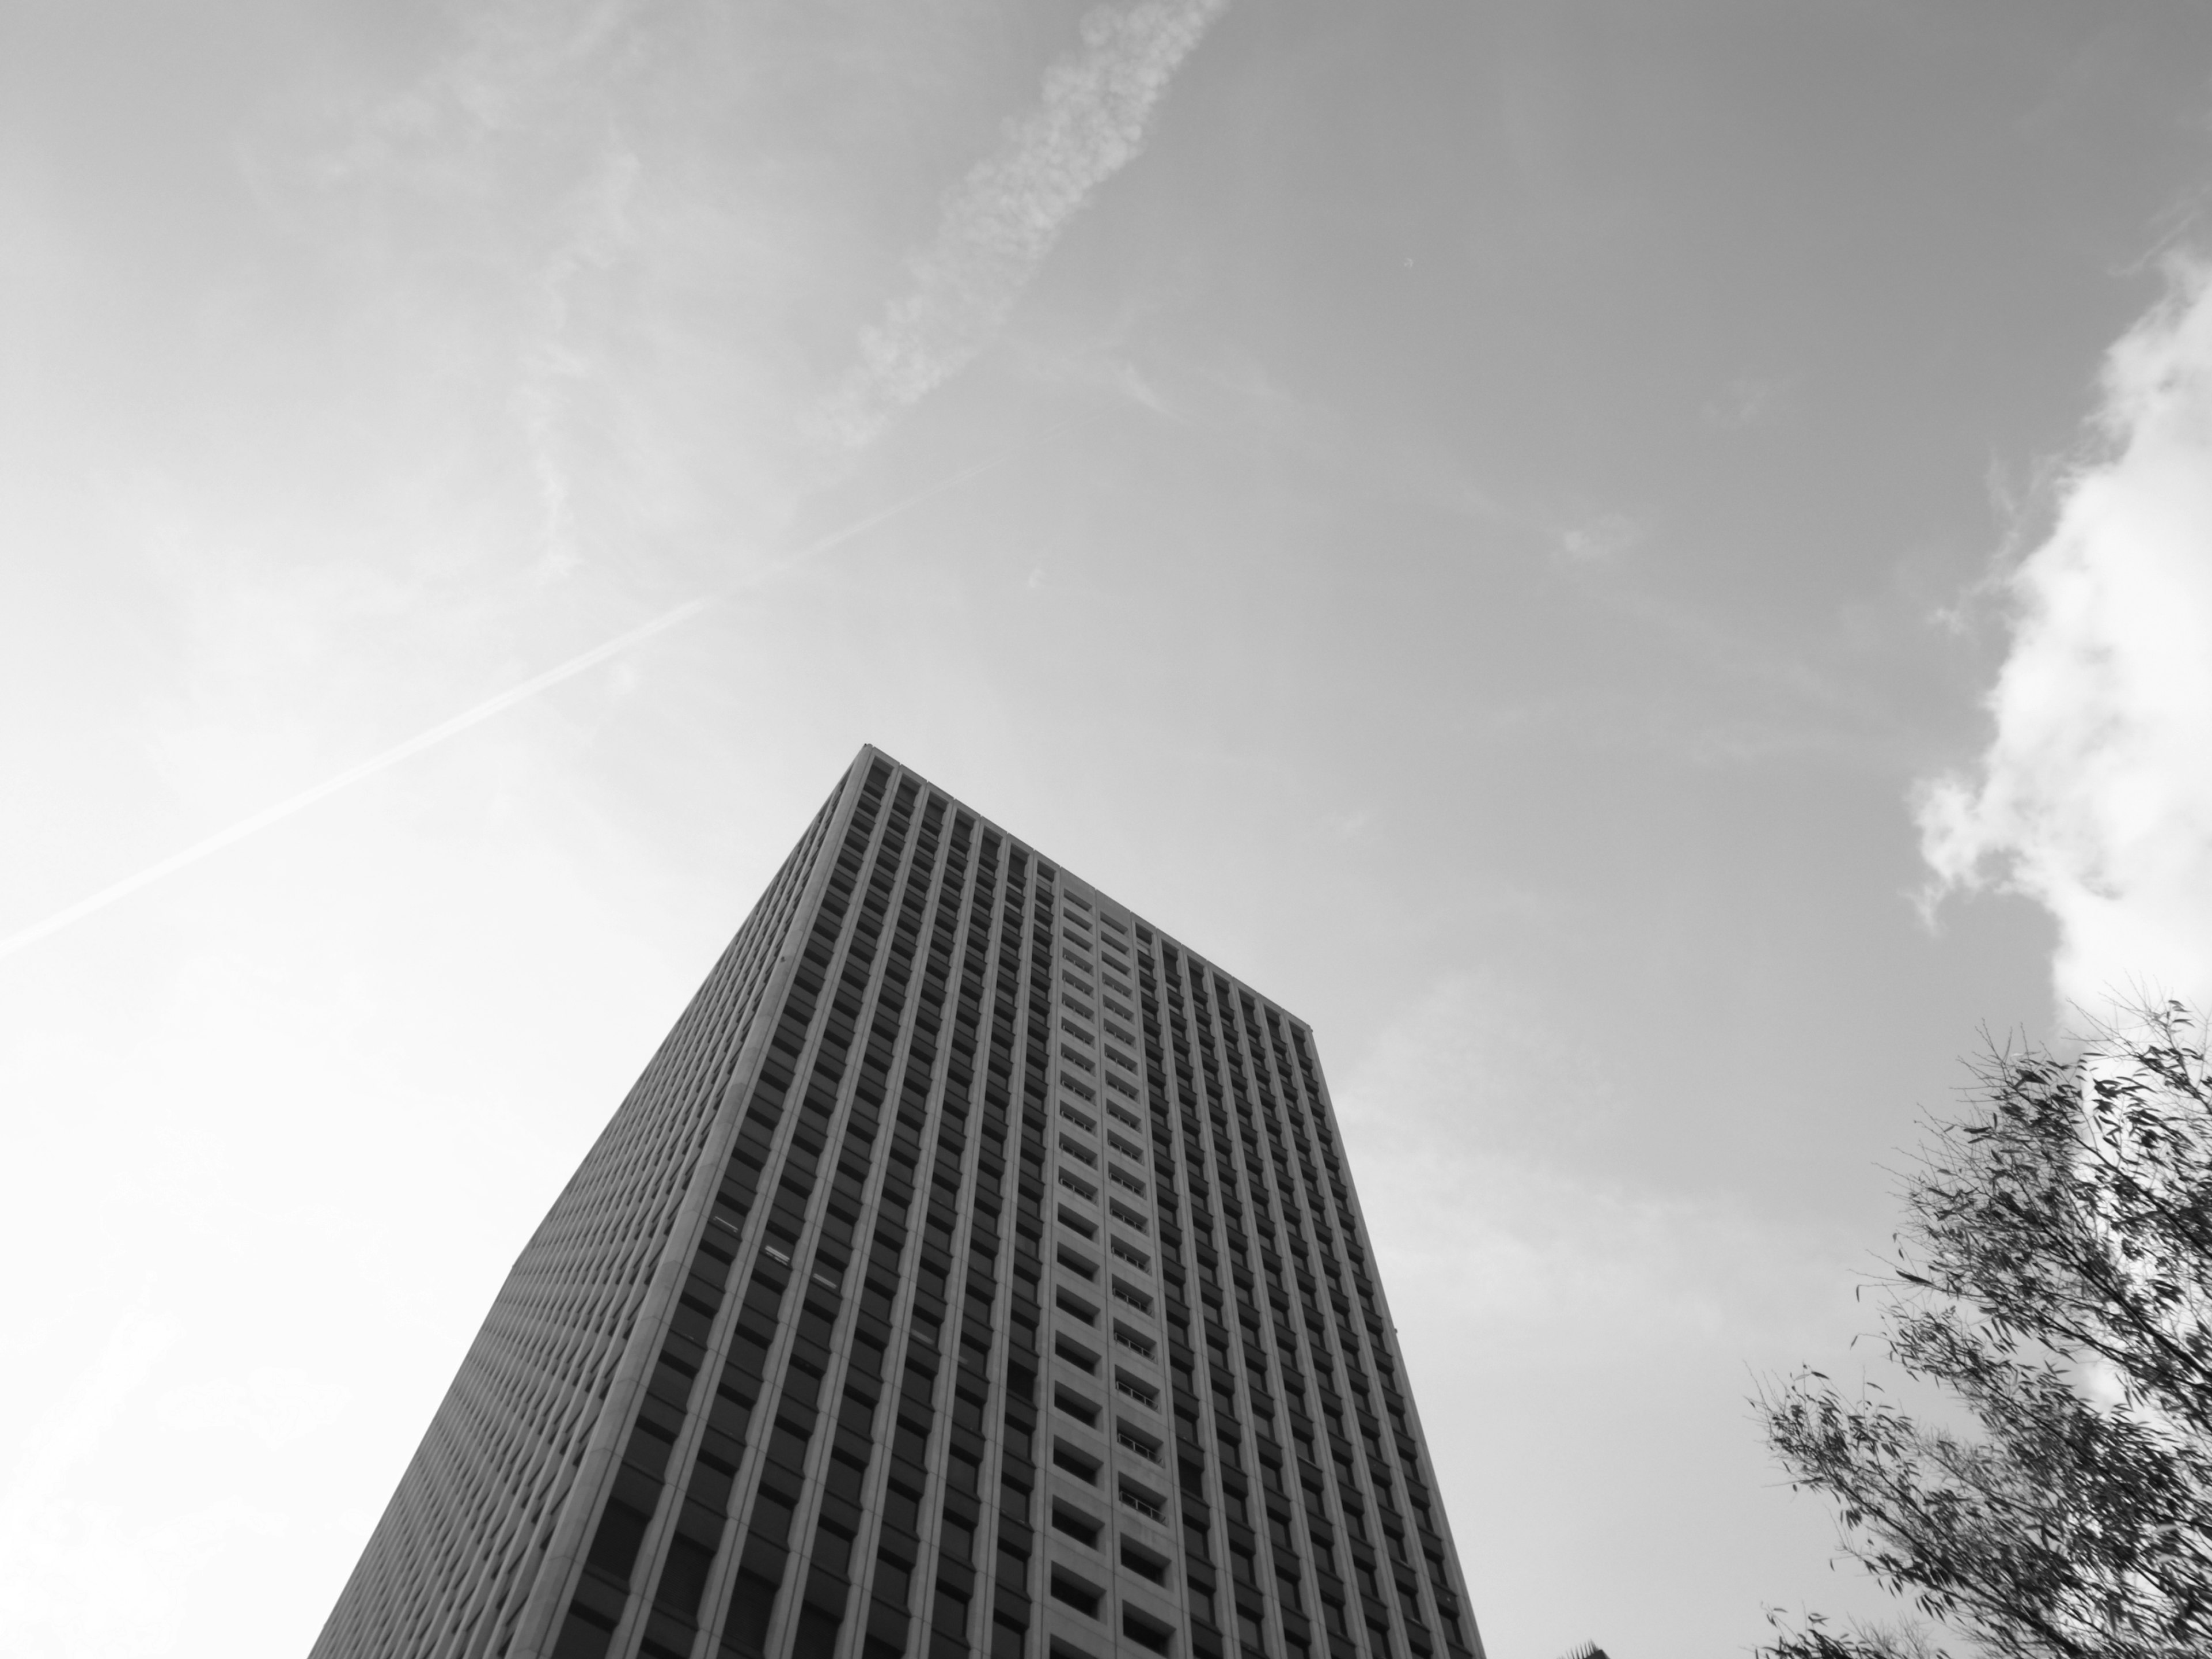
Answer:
6, 3, 2212, 1656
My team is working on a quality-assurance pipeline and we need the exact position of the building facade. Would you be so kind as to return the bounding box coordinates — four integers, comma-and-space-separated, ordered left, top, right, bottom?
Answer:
313, 747, 1484, 1659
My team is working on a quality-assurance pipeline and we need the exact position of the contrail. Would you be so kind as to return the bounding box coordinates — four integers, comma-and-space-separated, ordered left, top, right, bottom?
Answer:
0, 446, 1021, 963
0, 598, 713, 963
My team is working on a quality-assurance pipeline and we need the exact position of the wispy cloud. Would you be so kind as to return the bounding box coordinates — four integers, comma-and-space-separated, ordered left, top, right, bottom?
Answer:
1554, 507, 1641, 565
1918, 259, 2212, 1011
512, 137, 642, 574
300, 0, 652, 575
812, 0, 1230, 452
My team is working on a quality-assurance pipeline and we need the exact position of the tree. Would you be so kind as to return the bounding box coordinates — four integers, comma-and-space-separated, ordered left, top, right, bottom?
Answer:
1756, 1001, 2212, 1659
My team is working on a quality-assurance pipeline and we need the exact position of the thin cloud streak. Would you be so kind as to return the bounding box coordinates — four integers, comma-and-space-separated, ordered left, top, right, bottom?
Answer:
1918, 259, 2212, 1011
0, 598, 712, 964
812, 0, 1229, 452
0, 445, 1026, 963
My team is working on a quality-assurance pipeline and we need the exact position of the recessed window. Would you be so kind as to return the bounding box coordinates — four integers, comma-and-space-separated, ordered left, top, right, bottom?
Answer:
1052, 1441, 1103, 1484
1050, 1502, 1102, 1548
1049, 1570, 1101, 1620
1055, 1334, 1100, 1374
1111, 1278, 1152, 1315
1115, 1426, 1162, 1464
1122, 1605, 1174, 1655
1119, 1537, 1170, 1585
1057, 1288, 1099, 1325
1118, 1482, 1165, 1523
1054, 1384, 1100, 1427
1113, 1323, 1156, 1360
1112, 1371, 1158, 1410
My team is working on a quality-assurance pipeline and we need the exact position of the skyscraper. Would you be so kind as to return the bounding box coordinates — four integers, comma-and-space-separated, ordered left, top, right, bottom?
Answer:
313, 747, 1485, 1659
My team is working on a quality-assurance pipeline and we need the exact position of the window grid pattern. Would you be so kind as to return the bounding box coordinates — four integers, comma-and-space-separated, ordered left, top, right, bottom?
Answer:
314, 747, 1483, 1659
310, 780, 847, 1659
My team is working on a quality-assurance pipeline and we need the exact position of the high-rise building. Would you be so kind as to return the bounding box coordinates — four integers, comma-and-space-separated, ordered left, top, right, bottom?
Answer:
313, 747, 1485, 1659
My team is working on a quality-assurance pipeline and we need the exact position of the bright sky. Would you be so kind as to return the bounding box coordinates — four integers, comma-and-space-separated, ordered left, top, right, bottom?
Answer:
7, 5, 2212, 1657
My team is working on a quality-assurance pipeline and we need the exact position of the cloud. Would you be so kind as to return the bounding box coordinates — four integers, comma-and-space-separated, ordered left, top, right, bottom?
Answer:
1703, 372, 1786, 428
1555, 509, 1641, 565
511, 135, 642, 574
810, 0, 1230, 452
1918, 260, 2212, 1012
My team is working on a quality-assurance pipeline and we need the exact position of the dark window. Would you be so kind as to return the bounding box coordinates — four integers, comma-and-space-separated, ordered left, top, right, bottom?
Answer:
653, 1536, 717, 1622
874, 1554, 912, 1609
1048, 1570, 1101, 1619
1050, 1503, 1100, 1548
791, 1605, 844, 1659
1122, 1607, 1173, 1654
582, 1501, 651, 1585
722, 1571, 780, 1659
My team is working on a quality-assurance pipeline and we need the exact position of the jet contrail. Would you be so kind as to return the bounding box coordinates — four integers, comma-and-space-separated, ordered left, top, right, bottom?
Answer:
0, 596, 715, 963
0, 445, 1022, 963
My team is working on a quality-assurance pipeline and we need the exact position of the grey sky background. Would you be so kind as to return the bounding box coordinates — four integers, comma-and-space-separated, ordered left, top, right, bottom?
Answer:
7, 4, 2212, 1656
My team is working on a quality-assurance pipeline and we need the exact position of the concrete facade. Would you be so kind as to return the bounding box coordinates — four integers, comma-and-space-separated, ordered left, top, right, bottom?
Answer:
312, 747, 1486, 1659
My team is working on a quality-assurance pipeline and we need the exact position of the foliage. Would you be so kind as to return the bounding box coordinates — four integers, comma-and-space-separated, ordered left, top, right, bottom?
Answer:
1757, 1002, 2212, 1659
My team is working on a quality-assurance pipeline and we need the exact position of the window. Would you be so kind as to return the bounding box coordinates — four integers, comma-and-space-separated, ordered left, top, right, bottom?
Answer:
874, 1552, 913, 1609
1048, 1569, 1101, 1620
1120, 1538, 1169, 1584
940, 1514, 975, 1565
1116, 1427, 1162, 1464
1107, 1130, 1145, 1161
1111, 1278, 1153, 1314
1060, 1135, 1099, 1167
1119, 1483, 1165, 1522
1058, 1169, 1097, 1200
1051, 1502, 1102, 1548
1113, 1323, 1156, 1360
1122, 1606, 1174, 1654
1059, 1103, 1097, 1132
1056, 1289, 1099, 1326
1057, 1245, 1099, 1281
1107, 1103, 1143, 1132
1057, 1205, 1097, 1238
1052, 1441, 1103, 1484
1111, 1238, 1150, 1272
1113, 1372, 1159, 1410
1108, 1199, 1149, 1232
1108, 1166, 1146, 1197
1055, 1334, 1099, 1374
1054, 1385, 1100, 1427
